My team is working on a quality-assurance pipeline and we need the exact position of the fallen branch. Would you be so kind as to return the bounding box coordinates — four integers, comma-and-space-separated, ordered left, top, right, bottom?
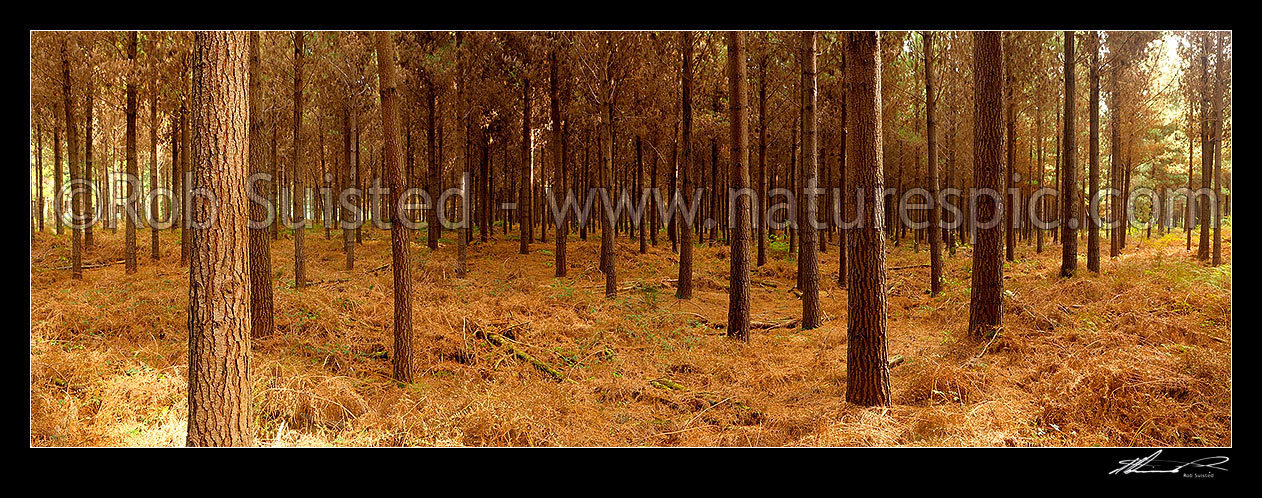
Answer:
889, 263, 931, 271
750, 317, 801, 330
475, 326, 565, 382
50, 259, 124, 271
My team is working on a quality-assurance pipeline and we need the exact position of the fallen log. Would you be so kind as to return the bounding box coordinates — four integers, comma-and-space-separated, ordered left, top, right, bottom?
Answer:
889, 263, 931, 271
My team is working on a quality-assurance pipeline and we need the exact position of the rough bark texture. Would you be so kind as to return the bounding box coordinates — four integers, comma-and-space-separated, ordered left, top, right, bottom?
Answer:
125, 32, 138, 274
248, 32, 275, 339
726, 32, 752, 342
521, 71, 532, 255
798, 32, 821, 330
343, 108, 357, 270
968, 31, 1006, 340
1210, 32, 1224, 267
1088, 31, 1101, 273
924, 31, 943, 296
376, 32, 415, 384
427, 79, 440, 250
551, 49, 568, 275
757, 52, 768, 268
150, 49, 160, 261
63, 39, 82, 280
675, 32, 694, 300
1060, 31, 1078, 277
85, 86, 94, 248
293, 31, 307, 288
187, 31, 253, 447
843, 32, 891, 408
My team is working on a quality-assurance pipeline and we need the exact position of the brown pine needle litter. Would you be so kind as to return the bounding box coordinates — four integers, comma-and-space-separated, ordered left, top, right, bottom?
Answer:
30, 226, 1230, 446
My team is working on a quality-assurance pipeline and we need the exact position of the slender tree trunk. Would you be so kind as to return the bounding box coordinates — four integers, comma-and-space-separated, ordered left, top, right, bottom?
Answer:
757, 53, 768, 267
376, 31, 414, 383
799, 32, 821, 329
1196, 33, 1211, 261
344, 107, 357, 270
63, 39, 82, 280
726, 32, 751, 342
1210, 31, 1225, 266
1087, 31, 1101, 273
186, 30, 252, 447
84, 86, 94, 248
924, 31, 943, 296
292, 31, 306, 288
1003, 34, 1015, 263
521, 72, 532, 255
676, 32, 694, 299
248, 32, 274, 339
427, 78, 440, 250
125, 32, 138, 273
1060, 31, 1078, 277
150, 53, 160, 261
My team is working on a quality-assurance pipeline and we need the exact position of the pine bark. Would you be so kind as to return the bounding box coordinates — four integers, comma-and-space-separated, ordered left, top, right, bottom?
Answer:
248, 32, 275, 338
726, 32, 751, 342
843, 31, 891, 407
968, 31, 1006, 339
125, 32, 138, 273
186, 31, 253, 447
676, 32, 694, 300
376, 32, 415, 383
292, 31, 306, 288
1060, 31, 1078, 277
799, 32, 821, 329
924, 31, 943, 296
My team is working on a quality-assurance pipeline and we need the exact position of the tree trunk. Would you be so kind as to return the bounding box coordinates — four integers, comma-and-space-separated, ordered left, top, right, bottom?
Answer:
676, 32, 694, 300
726, 32, 751, 342
1088, 31, 1101, 273
186, 31, 252, 447
1060, 31, 1078, 277
125, 32, 138, 273
968, 31, 1006, 339
248, 32, 275, 339
798, 32, 821, 329
63, 38, 82, 280
375, 31, 415, 383
292, 31, 306, 288
844, 31, 891, 408
924, 31, 943, 296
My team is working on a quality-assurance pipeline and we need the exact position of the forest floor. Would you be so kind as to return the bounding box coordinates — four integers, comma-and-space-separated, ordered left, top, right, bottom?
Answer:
30, 221, 1231, 446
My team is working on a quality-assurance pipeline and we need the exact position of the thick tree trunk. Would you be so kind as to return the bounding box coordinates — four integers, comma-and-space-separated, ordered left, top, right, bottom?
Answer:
186, 31, 252, 447
844, 31, 891, 408
968, 31, 1006, 339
